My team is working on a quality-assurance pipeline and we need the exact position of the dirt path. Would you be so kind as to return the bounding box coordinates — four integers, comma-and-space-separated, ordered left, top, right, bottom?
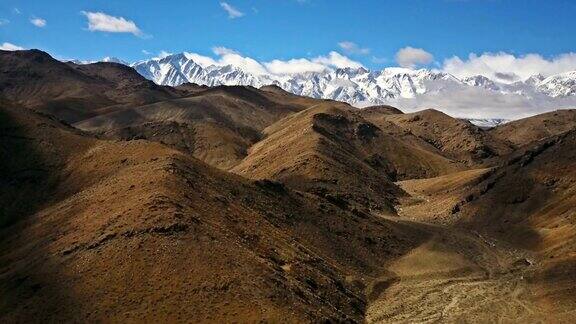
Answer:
366, 214, 546, 323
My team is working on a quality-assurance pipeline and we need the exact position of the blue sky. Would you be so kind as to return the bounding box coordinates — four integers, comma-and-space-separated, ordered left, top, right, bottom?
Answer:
1, 0, 576, 71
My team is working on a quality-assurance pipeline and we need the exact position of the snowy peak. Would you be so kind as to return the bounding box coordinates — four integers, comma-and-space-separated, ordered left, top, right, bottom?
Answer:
466, 118, 509, 128
537, 71, 576, 97
102, 57, 129, 65
67, 57, 129, 65
525, 74, 546, 86
463, 75, 500, 91
126, 53, 576, 107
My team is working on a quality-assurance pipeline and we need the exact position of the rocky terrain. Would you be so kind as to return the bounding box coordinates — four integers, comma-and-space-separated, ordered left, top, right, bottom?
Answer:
1, 49, 576, 323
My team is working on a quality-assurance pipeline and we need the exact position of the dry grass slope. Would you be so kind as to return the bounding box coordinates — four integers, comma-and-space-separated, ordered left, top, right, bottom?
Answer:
490, 109, 576, 147
381, 109, 514, 165
0, 102, 425, 322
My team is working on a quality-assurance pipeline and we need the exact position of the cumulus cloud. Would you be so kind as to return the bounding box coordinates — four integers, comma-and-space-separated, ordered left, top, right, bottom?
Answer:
30, 17, 46, 27
183, 52, 218, 67
264, 52, 364, 75
264, 58, 327, 74
396, 46, 434, 68
163, 47, 362, 75
81, 11, 143, 36
441, 52, 576, 82
217, 51, 268, 75
382, 86, 576, 120
338, 41, 370, 55
183, 47, 267, 74
155, 50, 172, 59
0, 42, 24, 51
220, 2, 244, 19
212, 46, 239, 56
312, 51, 364, 69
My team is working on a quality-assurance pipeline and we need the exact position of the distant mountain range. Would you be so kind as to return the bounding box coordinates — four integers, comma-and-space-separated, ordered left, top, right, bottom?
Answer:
126, 53, 576, 106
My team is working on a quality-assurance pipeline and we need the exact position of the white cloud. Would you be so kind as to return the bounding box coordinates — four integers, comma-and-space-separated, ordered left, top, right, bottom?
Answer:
182, 48, 267, 75
81, 11, 142, 36
218, 52, 268, 75
30, 17, 46, 28
338, 41, 370, 55
156, 50, 172, 59
212, 46, 239, 56
383, 86, 576, 120
264, 58, 327, 74
220, 2, 244, 19
442, 52, 576, 82
183, 52, 217, 67
0, 19, 9, 26
0, 42, 24, 51
13, 8, 21, 15
396, 46, 434, 68
142, 49, 151, 55
167, 47, 362, 75
312, 51, 364, 69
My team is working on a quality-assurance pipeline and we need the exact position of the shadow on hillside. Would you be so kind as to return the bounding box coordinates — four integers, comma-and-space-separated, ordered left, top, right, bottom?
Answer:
0, 104, 80, 321
0, 106, 58, 227
454, 166, 546, 251
526, 257, 576, 319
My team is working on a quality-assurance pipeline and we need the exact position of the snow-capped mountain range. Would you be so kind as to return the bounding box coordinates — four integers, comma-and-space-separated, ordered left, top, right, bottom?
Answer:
129, 53, 576, 106
463, 118, 509, 129
69, 56, 129, 65
66, 52, 576, 121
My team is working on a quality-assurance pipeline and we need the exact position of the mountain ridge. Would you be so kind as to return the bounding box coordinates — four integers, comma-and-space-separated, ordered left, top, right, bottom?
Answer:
127, 53, 576, 111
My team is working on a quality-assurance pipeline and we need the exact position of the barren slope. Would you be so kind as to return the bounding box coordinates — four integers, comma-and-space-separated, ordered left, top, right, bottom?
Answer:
454, 130, 576, 317
490, 109, 576, 147
381, 109, 514, 165
76, 85, 322, 169
371, 130, 576, 322
233, 103, 465, 212
0, 50, 179, 123
0, 101, 424, 322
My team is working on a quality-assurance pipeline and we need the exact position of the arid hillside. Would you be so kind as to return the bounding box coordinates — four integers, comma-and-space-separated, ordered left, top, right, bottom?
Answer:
75, 85, 322, 169
490, 109, 576, 147
233, 102, 467, 212
379, 109, 514, 165
0, 101, 426, 322
457, 130, 576, 251
385, 129, 576, 321
456, 130, 576, 316
2, 49, 576, 323
0, 50, 180, 123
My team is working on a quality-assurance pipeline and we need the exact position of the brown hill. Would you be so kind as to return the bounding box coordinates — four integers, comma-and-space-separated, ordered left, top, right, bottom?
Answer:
359, 104, 404, 116
0, 50, 179, 123
0, 101, 425, 322
455, 130, 576, 249
4, 48, 575, 322
490, 109, 576, 147
379, 109, 514, 165
75, 85, 322, 169
449, 130, 576, 314
174, 82, 209, 94
233, 103, 464, 212
367, 128, 576, 321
